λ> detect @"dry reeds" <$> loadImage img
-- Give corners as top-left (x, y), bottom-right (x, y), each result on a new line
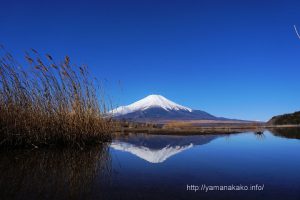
top-left (0, 47), bottom-right (115, 148)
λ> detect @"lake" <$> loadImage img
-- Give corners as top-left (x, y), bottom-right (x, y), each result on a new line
top-left (0, 129), bottom-right (299, 200)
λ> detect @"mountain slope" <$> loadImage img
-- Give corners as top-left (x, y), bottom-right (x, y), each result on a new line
top-left (111, 94), bottom-right (192, 116)
top-left (110, 94), bottom-right (221, 122)
top-left (268, 111), bottom-right (300, 125)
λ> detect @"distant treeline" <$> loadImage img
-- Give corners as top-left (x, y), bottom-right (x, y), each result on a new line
top-left (269, 111), bottom-right (300, 125)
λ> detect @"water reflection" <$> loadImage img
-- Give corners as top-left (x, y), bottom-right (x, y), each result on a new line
top-left (269, 128), bottom-right (300, 139)
top-left (254, 131), bottom-right (266, 140)
top-left (111, 134), bottom-right (221, 163)
top-left (108, 131), bottom-right (300, 200)
top-left (1, 130), bottom-right (300, 200)
top-left (0, 144), bottom-right (111, 200)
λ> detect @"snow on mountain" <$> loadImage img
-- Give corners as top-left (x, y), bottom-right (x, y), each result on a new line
top-left (110, 94), bottom-right (192, 116)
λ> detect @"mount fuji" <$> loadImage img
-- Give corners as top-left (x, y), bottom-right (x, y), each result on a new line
top-left (110, 94), bottom-right (224, 122)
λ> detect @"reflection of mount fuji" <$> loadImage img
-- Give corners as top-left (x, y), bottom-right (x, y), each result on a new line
top-left (111, 134), bottom-right (220, 163)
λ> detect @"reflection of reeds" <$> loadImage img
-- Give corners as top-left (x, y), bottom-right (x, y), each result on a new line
top-left (0, 47), bottom-right (115, 147)
top-left (0, 145), bottom-right (111, 200)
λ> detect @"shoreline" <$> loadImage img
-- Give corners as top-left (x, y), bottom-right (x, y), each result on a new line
top-left (1, 124), bottom-right (299, 149)
top-left (114, 124), bottom-right (300, 135)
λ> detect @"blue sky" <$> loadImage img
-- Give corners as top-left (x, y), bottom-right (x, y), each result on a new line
top-left (1, 0), bottom-right (300, 121)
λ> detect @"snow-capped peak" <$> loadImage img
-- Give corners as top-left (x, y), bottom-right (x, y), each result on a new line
top-left (110, 94), bottom-right (192, 116)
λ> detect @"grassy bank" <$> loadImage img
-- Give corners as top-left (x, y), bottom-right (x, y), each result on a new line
top-left (115, 126), bottom-right (258, 135)
top-left (114, 123), bottom-right (300, 135)
top-left (0, 48), bottom-right (115, 148)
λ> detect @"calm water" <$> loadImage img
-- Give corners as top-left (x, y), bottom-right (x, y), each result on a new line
top-left (0, 129), bottom-right (300, 200)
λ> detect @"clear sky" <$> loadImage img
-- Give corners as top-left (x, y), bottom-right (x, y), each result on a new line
top-left (1, 0), bottom-right (300, 121)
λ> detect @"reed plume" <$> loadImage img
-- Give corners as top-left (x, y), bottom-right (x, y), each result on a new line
top-left (0, 47), bottom-right (115, 148)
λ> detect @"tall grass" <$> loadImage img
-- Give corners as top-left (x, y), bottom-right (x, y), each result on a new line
top-left (0, 47), bottom-right (115, 148)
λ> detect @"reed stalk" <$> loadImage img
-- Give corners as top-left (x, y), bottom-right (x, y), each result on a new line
top-left (0, 47), bottom-right (115, 148)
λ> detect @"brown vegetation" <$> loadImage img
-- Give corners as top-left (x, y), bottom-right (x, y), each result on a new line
top-left (0, 47), bottom-right (116, 148)
top-left (115, 120), bottom-right (269, 135)
top-left (162, 120), bottom-right (260, 128)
